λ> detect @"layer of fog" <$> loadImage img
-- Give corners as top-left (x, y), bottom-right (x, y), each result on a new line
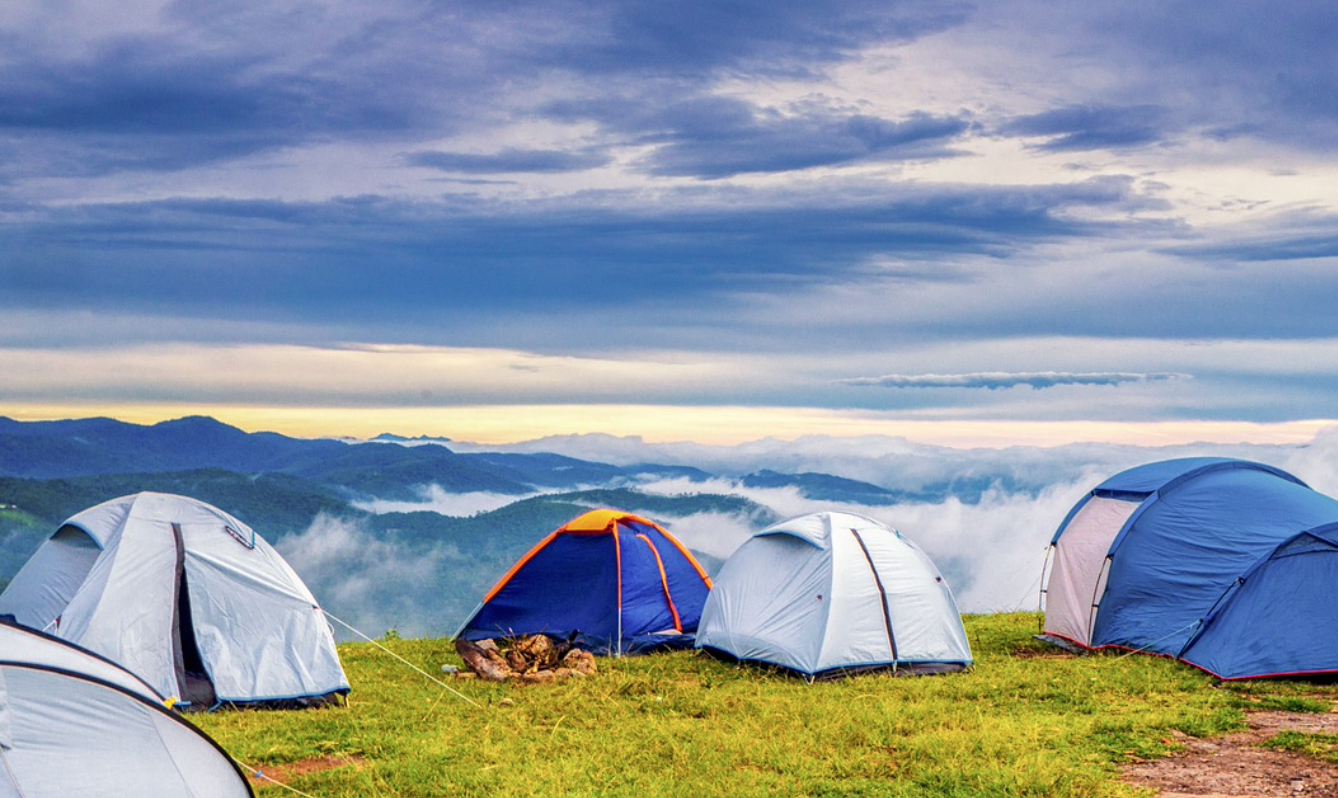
top-left (275, 513), bottom-right (468, 639)
top-left (632, 475), bottom-right (1095, 613)
top-left (351, 485), bottom-right (530, 517)
top-left (451, 431), bottom-right (1334, 497)
top-left (290, 426), bottom-right (1338, 636)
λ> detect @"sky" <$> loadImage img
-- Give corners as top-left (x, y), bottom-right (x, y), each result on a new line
top-left (3, 0), bottom-right (1337, 446)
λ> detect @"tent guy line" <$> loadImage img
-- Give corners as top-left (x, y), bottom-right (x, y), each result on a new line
top-left (234, 761), bottom-right (320, 798)
top-left (322, 610), bottom-right (483, 709)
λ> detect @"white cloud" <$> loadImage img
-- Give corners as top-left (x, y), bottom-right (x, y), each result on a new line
top-left (655, 511), bottom-right (757, 562)
top-left (289, 426), bottom-right (1338, 633)
top-left (275, 513), bottom-right (463, 639)
top-left (881, 480), bottom-right (1093, 613)
top-left (472, 430), bottom-right (1338, 614)
top-left (837, 371), bottom-right (1190, 390)
top-left (1276, 426), bottom-right (1338, 499)
top-left (351, 485), bottom-right (529, 517)
top-left (633, 472), bottom-right (1091, 612)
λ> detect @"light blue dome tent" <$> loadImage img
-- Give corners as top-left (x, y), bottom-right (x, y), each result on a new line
top-left (0, 620), bottom-right (253, 797)
top-left (1041, 457), bottom-right (1338, 679)
top-left (0, 492), bottom-right (349, 708)
top-left (695, 512), bottom-right (971, 680)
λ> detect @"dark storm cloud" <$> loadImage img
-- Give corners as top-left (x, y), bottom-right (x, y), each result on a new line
top-left (1001, 105), bottom-right (1172, 152)
top-left (0, 176), bottom-right (1147, 336)
top-left (0, 0), bottom-right (971, 179)
top-left (0, 48), bottom-right (326, 174)
top-left (616, 98), bottom-right (972, 178)
top-left (1166, 226), bottom-right (1338, 264)
top-left (406, 148), bottom-right (613, 174)
top-left (537, 0), bottom-right (971, 76)
top-left (3, 0), bottom-right (1333, 186)
top-left (1030, 0), bottom-right (1338, 150)
top-left (3, 0), bottom-right (1337, 397)
top-left (837, 372), bottom-right (1190, 390)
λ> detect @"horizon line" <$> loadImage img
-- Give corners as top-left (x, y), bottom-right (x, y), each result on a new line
top-left (3, 403), bottom-right (1334, 450)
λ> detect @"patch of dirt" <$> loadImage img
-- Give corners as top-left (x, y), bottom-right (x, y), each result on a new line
top-left (1009, 646), bottom-right (1074, 659)
top-left (1124, 711), bottom-right (1338, 797)
top-left (248, 754), bottom-right (365, 788)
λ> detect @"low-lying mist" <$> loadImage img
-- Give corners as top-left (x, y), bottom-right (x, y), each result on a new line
top-left (281, 427), bottom-right (1338, 639)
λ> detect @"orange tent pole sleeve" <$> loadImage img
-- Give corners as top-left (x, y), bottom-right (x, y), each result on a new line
top-left (642, 521), bottom-right (714, 589)
top-left (613, 521), bottom-right (623, 613)
top-left (637, 534), bottom-right (683, 632)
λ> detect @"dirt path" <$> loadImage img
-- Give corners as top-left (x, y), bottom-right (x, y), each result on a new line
top-left (1124, 711), bottom-right (1338, 797)
top-left (249, 755), bottom-right (365, 790)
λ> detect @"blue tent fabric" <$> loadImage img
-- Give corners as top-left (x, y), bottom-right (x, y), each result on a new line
top-left (1092, 466), bottom-right (1338, 657)
top-left (1094, 457), bottom-right (1303, 497)
top-left (1045, 457), bottom-right (1338, 679)
top-left (457, 510), bottom-right (712, 655)
top-left (464, 533), bottom-right (623, 645)
top-left (1180, 524), bottom-right (1338, 679)
top-left (1048, 457), bottom-right (1307, 545)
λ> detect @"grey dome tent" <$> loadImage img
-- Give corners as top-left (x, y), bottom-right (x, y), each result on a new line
top-left (695, 511), bottom-right (972, 679)
top-left (0, 492), bottom-right (349, 709)
top-left (0, 620), bottom-right (253, 797)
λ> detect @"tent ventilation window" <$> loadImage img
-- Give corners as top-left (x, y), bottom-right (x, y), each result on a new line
top-left (223, 524), bottom-right (255, 549)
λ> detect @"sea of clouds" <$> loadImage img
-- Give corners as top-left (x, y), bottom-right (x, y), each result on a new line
top-left (279, 426), bottom-right (1338, 638)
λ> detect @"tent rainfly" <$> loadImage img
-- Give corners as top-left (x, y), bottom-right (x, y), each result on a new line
top-left (0, 492), bottom-right (349, 708)
top-left (695, 511), bottom-right (972, 679)
top-left (1042, 457), bottom-right (1338, 679)
top-left (0, 620), bottom-right (254, 797)
top-left (456, 509), bottom-right (714, 654)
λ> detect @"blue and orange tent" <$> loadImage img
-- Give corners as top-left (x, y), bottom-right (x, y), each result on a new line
top-left (455, 509), bottom-right (714, 655)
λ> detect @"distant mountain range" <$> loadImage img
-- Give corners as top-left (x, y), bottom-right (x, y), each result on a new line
top-left (0, 415), bottom-right (913, 504)
top-left (0, 415), bottom-right (922, 635)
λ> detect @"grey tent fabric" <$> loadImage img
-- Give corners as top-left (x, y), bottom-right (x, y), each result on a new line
top-left (0, 621), bottom-right (163, 703)
top-left (0, 625), bottom-right (253, 797)
top-left (0, 492), bottom-right (348, 708)
top-left (696, 511), bottom-right (972, 678)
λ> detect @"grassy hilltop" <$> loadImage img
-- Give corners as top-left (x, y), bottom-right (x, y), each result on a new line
top-left (192, 613), bottom-right (1333, 798)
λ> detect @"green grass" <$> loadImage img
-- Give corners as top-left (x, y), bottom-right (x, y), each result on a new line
top-left (191, 613), bottom-right (1311, 797)
top-left (1263, 731), bottom-right (1338, 762)
top-left (1216, 677), bottom-right (1336, 714)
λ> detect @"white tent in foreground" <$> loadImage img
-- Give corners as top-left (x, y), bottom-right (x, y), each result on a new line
top-left (0, 621), bottom-right (253, 797)
top-left (0, 492), bottom-right (348, 708)
top-left (695, 511), bottom-right (972, 679)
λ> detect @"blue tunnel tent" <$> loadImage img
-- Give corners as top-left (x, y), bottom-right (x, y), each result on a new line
top-left (456, 509), bottom-right (714, 654)
top-left (1179, 523), bottom-right (1338, 679)
top-left (1042, 457), bottom-right (1338, 679)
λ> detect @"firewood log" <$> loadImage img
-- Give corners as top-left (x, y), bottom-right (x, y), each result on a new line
top-left (455, 638), bottom-right (515, 682)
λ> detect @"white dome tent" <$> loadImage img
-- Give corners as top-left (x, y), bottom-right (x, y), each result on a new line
top-left (0, 492), bottom-right (348, 709)
top-left (695, 511), bottom-right (971, 679)
top-left (0, 620), bottom-right (253, 797)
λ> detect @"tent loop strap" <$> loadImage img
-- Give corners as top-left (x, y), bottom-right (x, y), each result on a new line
top-left (322, 610), bottom-right (482, 709)
top-left (233, 758), bottom-right (321, 798)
